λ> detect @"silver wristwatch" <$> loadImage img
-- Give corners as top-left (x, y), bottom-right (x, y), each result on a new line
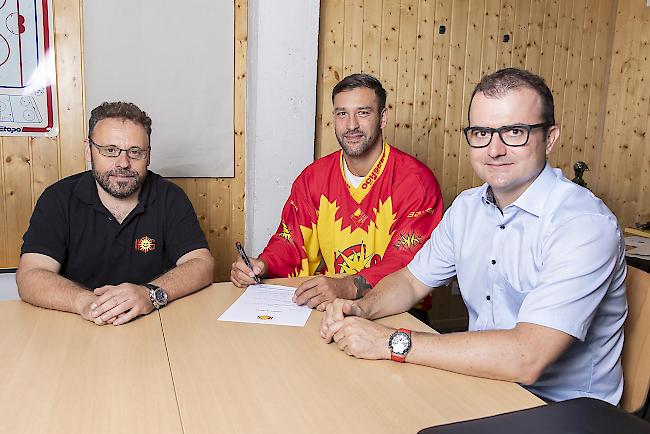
top-left (144, 283), bottom-right (168, 309)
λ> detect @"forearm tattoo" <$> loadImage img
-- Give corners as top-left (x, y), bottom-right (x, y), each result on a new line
top-left (353, 275), bottom-right (373, 299)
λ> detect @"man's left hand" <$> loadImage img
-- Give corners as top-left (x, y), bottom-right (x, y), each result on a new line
top-left (325, 316), bottom-right (393, 360)
top-left (293, 276), bottom-right (356, 311)
top-left (90, 283), bottom-right (154, 326)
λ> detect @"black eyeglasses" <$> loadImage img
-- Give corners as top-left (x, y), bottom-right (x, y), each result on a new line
top-left (89, 139), bottom-right (149, 160)
top-left (463, 122), bottom-right (553, 148)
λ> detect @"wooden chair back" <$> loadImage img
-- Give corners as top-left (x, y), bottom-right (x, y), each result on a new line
top-left (621, 266), bottom-right (650, 413)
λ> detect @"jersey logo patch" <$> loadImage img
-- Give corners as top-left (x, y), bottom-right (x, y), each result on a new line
top-left (134, 236), bottom-right (156, 253)
top-left (393, 232), bottom-right (422, 250)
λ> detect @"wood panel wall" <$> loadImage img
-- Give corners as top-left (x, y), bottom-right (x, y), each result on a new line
top-left (597, 0), bottom-right (650, 228)
top-left (316, 0), bottom-right (622, 214)
top-left (0, 0), bottom-right (247, 283)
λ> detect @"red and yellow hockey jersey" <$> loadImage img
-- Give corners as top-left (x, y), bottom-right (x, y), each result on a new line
top-left (260, 143), bottom-right (443, 304)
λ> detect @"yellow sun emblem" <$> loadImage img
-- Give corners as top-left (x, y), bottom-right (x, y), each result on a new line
top-left (394, 232), bottom-right (422, 250)
top-left (134, 236), bottom-right (156, 253)
top-left (278, 221), bottom-right (292, 242)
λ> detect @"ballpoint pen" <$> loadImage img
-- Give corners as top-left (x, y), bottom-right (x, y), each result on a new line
top-left (235, 241), bottom-right (261, 284)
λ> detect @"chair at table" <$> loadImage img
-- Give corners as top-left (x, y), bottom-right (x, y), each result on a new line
top-left (621, 265), bottom-right (650, 416)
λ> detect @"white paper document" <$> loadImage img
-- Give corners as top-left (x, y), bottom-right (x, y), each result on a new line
top-left (218, 284), bottom-right (312, 327)
top-left (625, 236), bottom-right (650, 259)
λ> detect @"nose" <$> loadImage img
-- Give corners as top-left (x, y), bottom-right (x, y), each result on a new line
top-left (114, 150), bottom-right (131, 168)
top-left (346, 114), bottom-right (359, 130)
top-left (486, 132), bottom-right (507, 158)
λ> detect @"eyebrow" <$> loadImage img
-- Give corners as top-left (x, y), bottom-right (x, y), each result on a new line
top-left (334, 106), bottom-right (375, 111)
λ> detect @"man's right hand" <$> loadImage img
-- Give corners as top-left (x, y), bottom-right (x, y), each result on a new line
top-left (320, 298), bottom-right (366, 342)
top-left (230, 256), bottom-right (267, 287)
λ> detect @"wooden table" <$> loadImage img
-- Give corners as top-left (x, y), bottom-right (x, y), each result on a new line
top-left (0, 279), bottom-right (543, 433)
top-left (161, 278), bottom-right (544, 434)
top-left (0, 300), bottom-right (182, 434)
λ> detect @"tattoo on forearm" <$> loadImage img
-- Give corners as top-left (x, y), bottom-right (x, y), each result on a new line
top-left (353, 276), bottom-right (373, 299)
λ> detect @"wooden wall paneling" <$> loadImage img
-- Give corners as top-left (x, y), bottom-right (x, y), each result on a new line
top-left (393, 0), bottom-right (418, 155)
top-left (568, 0), bottom-right (599, 172)
top-left (495, 0), bottom-right (515, 69)
top-left (379, 0), bottom-right (401, 148)
top-left (510, 0), bottom-right (531, 69)
top-left (598, 3), bottom-right (635, 219)
top-left (583, 0), bottom-right (615, 188)
top-left (53, 0), bottom-right (87, 178)
top-left (209, 178), bottom-right (232, 280)
top-left (538, 0), bottom-right (560, 86)
top-left (620, 6), bottom-right (650, 226)
top-left (0, 143), bottom-right (6, 265)
top-left (457, 0), bottom-right (485, 194)
top-left (440, 0), bottom-right (469, 208)
top-left (410, 0), bottom-right (436, 163)
top-left (2, 138), bottom-right (33, 265)
top-left (224, 0), bottom-right (248, 281)
top-left (31, 138), bottom-right (60, 204)
top-left (471, 0), bottom-right (500, 187)
top-left (637, 98), bottom-right (650, 225)
top-left (343, 0), bottom-right (364, 77)
top-left (634, 10), bottom-right (650, 226)
top-left (556, 0), bottom-right (586, 177)
top-left (362, 0), bottom-right (383, 76)
top-left (427, 0), bottom-right (452, 184)
top-left (547, 0), bottom-right (574, 168)
top-left (523, 0), bottom-right (545, 74)
top-left (315, 0), bottom-right (344, 158)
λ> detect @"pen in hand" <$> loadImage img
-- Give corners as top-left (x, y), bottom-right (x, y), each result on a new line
top-left (235, 242), bottom-right (261, 284)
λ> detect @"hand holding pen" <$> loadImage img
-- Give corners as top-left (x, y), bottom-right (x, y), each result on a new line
top-left (234, 242), bottom-right (262, 285)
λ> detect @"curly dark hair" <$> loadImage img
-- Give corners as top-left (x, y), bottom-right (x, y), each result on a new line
top-left (88, 101), bottom-right (152, 140)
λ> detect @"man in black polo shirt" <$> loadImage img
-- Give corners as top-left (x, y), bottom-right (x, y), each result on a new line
top-left (17, 101), bottom-right (214, 326)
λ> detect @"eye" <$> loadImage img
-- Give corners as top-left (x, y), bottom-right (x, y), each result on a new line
top-left (105, 146), bottom-right (121, 155)
top-left (335, 111), bottom-right (347, 118)
top-left (471, 128), bottom-right (490, 138)
top-left (504, 126), bottom-right (526, 137)
top-left (128, 148), bottom-right (146, 158)
top-left (357, 110), bottom-right (370, 117)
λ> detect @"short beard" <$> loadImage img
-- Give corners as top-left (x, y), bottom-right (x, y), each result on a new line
top-left (336, 120), bottom-right (383, 158)
top-left (92, 166), bottom-right (144, 199)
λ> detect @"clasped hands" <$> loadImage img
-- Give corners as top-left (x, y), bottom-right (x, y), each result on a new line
top-left (319, 298), bottom-right (393, 360)
top-left (80, 283), bottom-right (154, 326)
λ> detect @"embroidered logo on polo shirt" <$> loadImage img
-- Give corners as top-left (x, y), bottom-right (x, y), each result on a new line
top-left (134, 236), bottom-right (156, 253)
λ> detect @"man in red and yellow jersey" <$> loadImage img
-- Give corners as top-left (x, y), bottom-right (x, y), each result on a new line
top-left (231, 74), bottom-right (442, 322)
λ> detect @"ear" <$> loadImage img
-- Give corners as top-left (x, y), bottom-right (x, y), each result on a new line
top-left (544, 125), bottom-right (560, 155)
top-left (84, 139), bottom-right (92, 164)
top-left (379, 107), bottom-right (388, 129)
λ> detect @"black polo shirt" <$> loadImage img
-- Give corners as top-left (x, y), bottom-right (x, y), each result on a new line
top-left (21, 170), bottom-right (209, 289)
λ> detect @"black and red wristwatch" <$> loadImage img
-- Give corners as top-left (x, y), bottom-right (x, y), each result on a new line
top-left (388, 328), bottom-right (412, 363)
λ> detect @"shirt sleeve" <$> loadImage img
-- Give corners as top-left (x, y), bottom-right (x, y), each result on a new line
top-left (407, 202), bottom-right (458, 288)
top-left (259, 172), bottom-right (321, 278)
top-left (21, 187), bottom-right (68, 264)
top-left (516, 214), bottom-right (625, 340)
top-left (358, 172), bottom-right (444, 286)
top-left (164, 184), bottom-right (209, 264)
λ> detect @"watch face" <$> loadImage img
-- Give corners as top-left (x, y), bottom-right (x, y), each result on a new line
top-left (390, 332), bottom-right (410, 355)
top-left (154, 288), bottom-right (167, 305)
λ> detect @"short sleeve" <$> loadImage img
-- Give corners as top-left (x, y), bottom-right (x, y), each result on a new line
top-left (517, 214), bottom-right (624, 340)
top-left (21, 187), bottom-right (68, 264)
top-left (407, 204), bottom-right (457, 288)
top-left (163, 184), bottom-right (209, 264)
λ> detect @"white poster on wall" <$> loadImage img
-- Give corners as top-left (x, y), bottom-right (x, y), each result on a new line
top-left (83, 0), bottom-right (234, 177)
top-left (0, 0), bottom-right (58, 137)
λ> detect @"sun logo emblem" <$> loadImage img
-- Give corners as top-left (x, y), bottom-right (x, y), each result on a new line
top-left (134, 236), bottom-right (156, 253)
top-left (278, 221), bottom-right (292, 242)
top-left (394, 232), bottom-right (422, 250)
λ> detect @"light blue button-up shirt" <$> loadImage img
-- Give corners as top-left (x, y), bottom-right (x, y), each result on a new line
top-left (408, 163), bottom-right (627, 404)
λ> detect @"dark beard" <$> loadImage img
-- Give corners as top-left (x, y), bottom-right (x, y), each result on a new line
top-left (92, 167), bottom-right (144, 199)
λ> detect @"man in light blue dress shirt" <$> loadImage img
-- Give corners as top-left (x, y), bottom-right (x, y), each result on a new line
top-left (320, 67), bottom-right (627, 405)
